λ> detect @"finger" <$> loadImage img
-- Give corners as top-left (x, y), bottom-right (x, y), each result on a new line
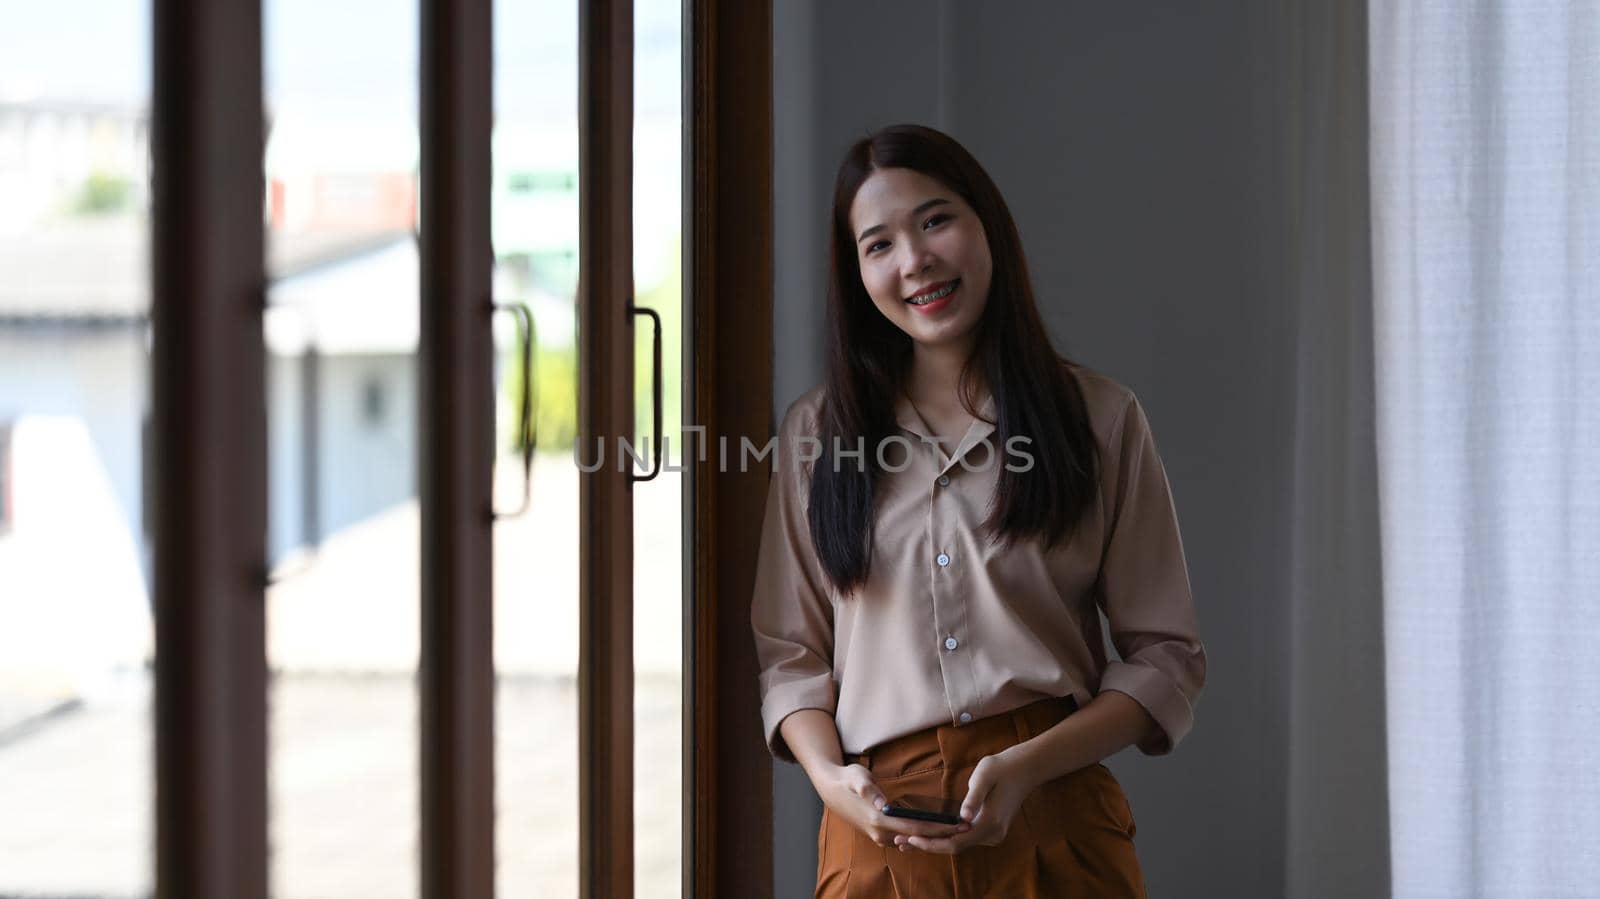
top-left (960, 771), bottom-right (994, 823)
top-left (850, 776), bottom-right (887, 812)
top-left (882, 818), bottom-right (970, 840)
top-left (903, 832), bottom-right (970, 855)
top-left (850, 786), bottom-right (882, 811)
top-left (892, 830), bottom-right (961, 850)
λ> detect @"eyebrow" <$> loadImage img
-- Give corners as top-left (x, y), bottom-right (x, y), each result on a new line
top-left (855, 197), bottom-right (953, 244)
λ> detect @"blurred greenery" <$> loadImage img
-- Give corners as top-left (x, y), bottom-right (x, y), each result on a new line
top-left (505, 235), bottom-right (681, 462)
top-left (633, 243), bottom-right (683, 456)
top-left (71, 172), bottom-right (136, 215)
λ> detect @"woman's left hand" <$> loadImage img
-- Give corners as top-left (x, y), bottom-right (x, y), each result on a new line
top-left (894, 748), bottom-right (1038, 854)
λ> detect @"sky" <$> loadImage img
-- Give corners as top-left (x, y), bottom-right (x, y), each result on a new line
top-left (1, 0), bottom-right (684, 282)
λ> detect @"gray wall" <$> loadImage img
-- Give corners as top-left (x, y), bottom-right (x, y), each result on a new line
top-left (771, 2), bottom-right (1326, 896)
top-left (0, 330), bottom-right (417, 582)
top-left (315, 355), bottom-right (415, 537)
top-left (0, 332), bottom-right (417, 592)
top-left (268, 352), bottom-right (417, 564)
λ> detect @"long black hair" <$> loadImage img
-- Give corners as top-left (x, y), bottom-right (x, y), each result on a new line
top-left (808, 123), bottom-right (1100, 596)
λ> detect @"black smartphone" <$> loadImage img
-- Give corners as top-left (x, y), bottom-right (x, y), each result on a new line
top-left (882, 794), bottom-right (963, 825)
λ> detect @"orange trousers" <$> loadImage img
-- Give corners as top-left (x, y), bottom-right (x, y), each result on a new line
top-left (815, 695), bottom-right (1147, 898)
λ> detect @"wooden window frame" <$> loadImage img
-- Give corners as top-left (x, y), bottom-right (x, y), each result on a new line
top-left (149, 0), bottom-right (776, 894)
top-left (686, 0), bottom-right (775, 896)
top-left (578, 0), bottom-right (637, 897)
top-left (150, 1), bottom-right (269, 896)
top-left (417, 0), bottom-right (496, 896)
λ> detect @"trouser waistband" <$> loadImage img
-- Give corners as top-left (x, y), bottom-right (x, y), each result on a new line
top-left (848, 694), bottom-right (1082, 778)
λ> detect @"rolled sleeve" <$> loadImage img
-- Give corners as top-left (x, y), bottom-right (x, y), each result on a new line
top-left (750, 398), bottom-right (838, 764)
top-left (1095, 392), bottom-right (1207, 756)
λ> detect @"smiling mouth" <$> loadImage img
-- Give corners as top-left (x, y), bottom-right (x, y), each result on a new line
top-left (906, 279), bottom-right (960, 305)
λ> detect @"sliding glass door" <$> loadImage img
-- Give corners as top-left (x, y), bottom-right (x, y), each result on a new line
top-left (0, 0), bottom-right (734, 894)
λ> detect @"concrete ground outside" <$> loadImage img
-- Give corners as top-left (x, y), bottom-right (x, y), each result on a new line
top-left (0, 458), bottom-right (688, 897)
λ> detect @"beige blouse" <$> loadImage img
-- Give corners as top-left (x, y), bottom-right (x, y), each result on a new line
top-left (749, 364), bottom-right (1206, 764)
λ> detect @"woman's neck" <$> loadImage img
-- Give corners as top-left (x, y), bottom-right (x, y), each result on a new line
top-left (906, 340), bottom-right (981, 408)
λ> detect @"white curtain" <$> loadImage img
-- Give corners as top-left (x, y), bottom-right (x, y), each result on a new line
top-left (1280, 3), bottom-right (1392, 897)
top-left (1369, 3), bottom-right (1600, 896)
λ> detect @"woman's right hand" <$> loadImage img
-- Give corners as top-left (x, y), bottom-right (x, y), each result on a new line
top-left (815, 763), bottom-right (971, 849)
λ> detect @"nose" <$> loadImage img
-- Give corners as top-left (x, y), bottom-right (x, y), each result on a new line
top-left (899, 235), bottom-right (936, 281)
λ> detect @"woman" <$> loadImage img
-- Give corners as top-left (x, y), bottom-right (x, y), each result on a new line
top-left (750, 123), bottom-right (1206, 898)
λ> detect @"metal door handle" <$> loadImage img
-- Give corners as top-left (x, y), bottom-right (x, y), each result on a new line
top-left (628, 300), bottom-right (662, 483)
top-left (493, 300), bottom-right (537, 518)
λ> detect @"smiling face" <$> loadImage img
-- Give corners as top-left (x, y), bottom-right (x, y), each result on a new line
top-left (848, 166), bottom-right (994, 355)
